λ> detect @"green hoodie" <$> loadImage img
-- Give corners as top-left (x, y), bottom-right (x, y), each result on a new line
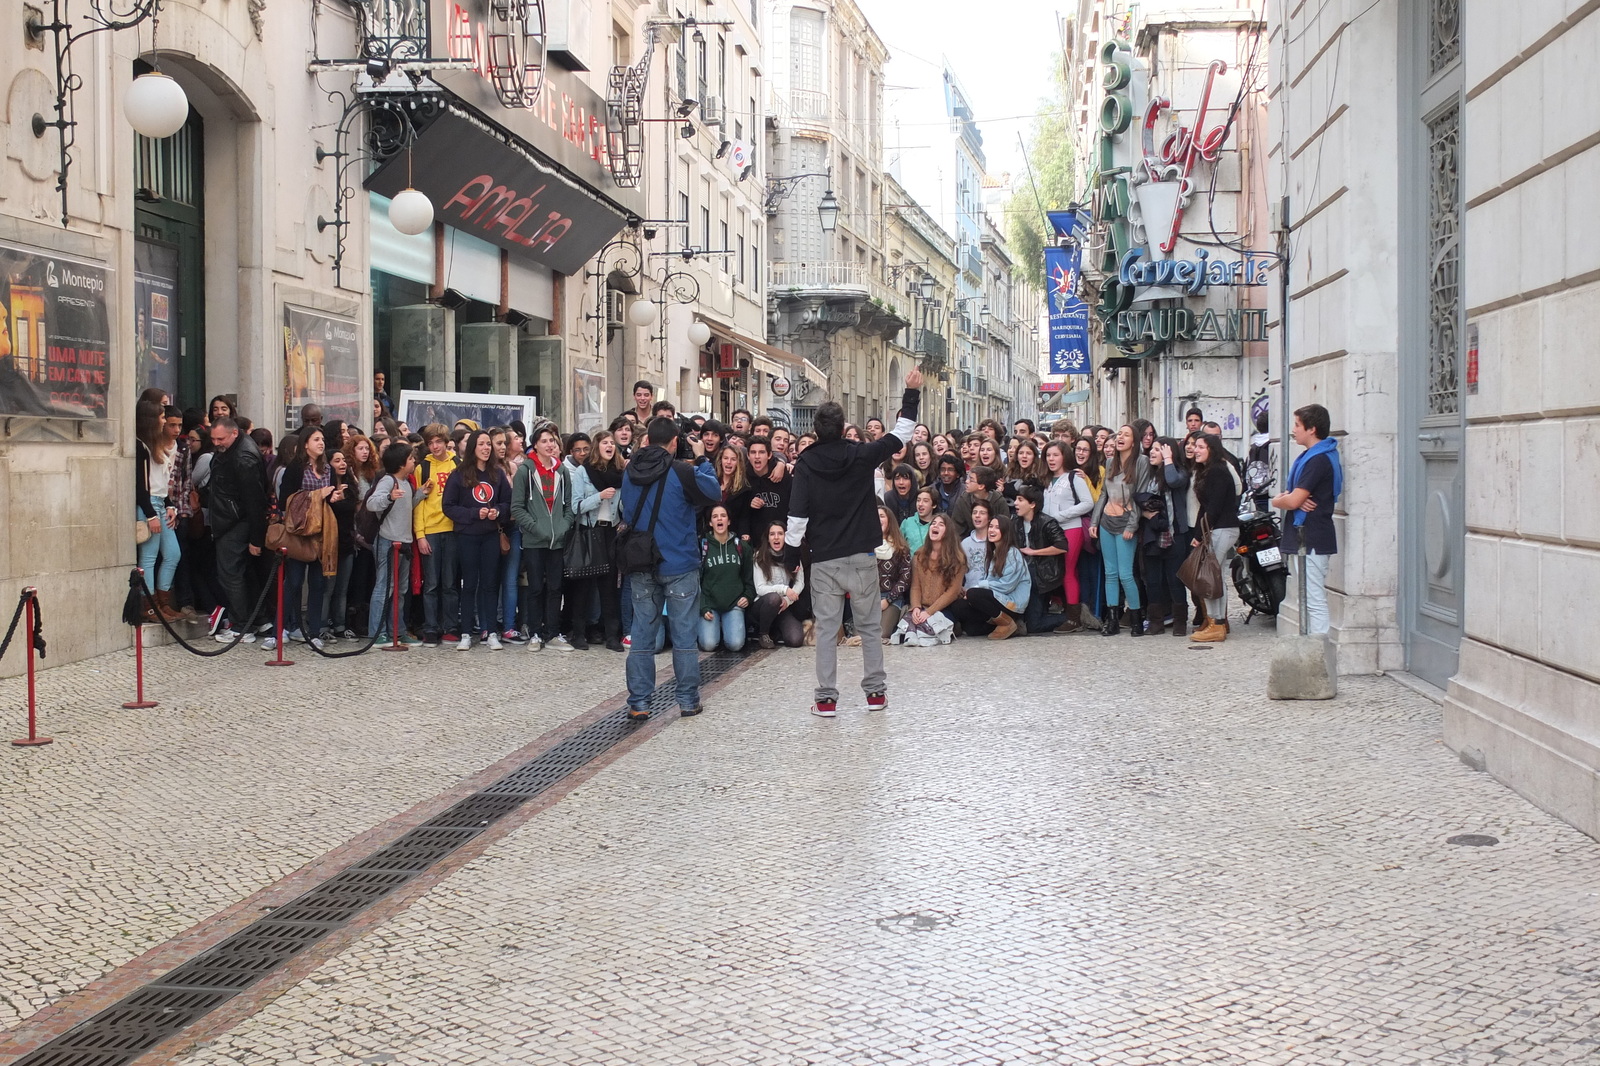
top-left (700, 534), bottom-right (755, 613)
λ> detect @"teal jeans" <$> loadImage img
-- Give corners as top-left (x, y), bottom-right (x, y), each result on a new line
top-left (1099, 528), bottom-right (1141, 609)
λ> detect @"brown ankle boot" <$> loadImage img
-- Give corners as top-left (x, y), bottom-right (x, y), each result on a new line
top-left (153, 590), bottom-right (184, 623)
top-left (1147, 603), bottom-right (1167, 636)
top-left (1170, 605), bottom-right (1188, 637)
top-left (988, 613), bottom-right (1018, 640)
top-left (1058, 605), bottom-right (1082, 633)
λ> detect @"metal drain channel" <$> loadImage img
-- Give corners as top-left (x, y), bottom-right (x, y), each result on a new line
top-left (15, 652), bottom-right (747, 1066)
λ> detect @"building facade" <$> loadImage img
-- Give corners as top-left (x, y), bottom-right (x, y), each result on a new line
top-left (763, 0), bottom-right (905, 430)
top-left (882, 174), bottom-right (957, 433)
top-left (1062, 0), bottom-right (1269, 455)
top-left (1272, 1), bottom-right (1600, 839)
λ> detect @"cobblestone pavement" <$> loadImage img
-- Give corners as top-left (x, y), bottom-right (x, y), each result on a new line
top-left (82, 618), bottom-right (1594, 1066)
top-left (0, 633), bottom-right (627, 1031)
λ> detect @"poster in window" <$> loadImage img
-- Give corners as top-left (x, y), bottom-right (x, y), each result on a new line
top-left (572, 366), bottom-right (604, 435)
top-left (283, 305), bottom-right (361, 429)
top-left (134, 239), bottom-right (180, 403)
top-left (0, 239), bottom-right (111, 417)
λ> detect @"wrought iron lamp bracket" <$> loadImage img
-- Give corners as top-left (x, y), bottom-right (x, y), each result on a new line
top-left (26, 0), bottom-right (166, 227)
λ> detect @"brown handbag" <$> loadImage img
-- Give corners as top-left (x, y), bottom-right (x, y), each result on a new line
top-left (265, 520), bottom-right (321, 563)
top-left (1177, 516), bottom-right (1223, 602)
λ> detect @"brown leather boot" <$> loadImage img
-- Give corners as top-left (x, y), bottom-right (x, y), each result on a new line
top-left (1058, 604), bottom-right (1082, 633)
top-left (988, 613), bottom-right (1018, 640)
top-left (1147, 603), bottom-right (1167, 636)
top-left (140, 596), bottom-right (160, 624)
top-left (153, 590), bottom-right (184, 623)
top-left (1170, 604), bottom-right (1188, 637)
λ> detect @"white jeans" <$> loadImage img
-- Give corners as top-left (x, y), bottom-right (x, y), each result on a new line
top-left (1206, 527), bottom-right (1239, 620)
top-left (1300, 552), bottom-right (1331, 635)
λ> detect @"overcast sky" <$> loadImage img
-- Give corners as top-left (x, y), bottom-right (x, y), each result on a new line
top-left (853, 0), bottom-right (1064, 235)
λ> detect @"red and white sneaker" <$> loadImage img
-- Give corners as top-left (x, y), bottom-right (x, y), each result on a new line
top-left (206, 606), bottom-right (225, 636)
top-left (812, 699), bottom-right (837, 718)
top-left (866, 692), bottom-right (887, 712)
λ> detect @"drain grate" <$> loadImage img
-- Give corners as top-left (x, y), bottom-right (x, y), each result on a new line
top-left (14, 652), bottom-right (748, 1066)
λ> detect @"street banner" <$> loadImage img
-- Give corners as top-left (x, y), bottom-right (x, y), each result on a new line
top-left (1045, 245), bottom-right (1091, 375)
top-left (134, 239), bottom-right (180, 403)
top-left (0, 239), bottom-right (111, 417)
top-left (1046, 209), bottom-right (1090, 241)
top-left (283, 305), bottom-right (361, 429)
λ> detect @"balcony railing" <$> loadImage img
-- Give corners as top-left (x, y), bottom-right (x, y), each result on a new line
top-left (911, 328), bottom-right (948, 364)
top-left (964, 246), bottom-right (983, 278)
top-left (789, 89), bottom-right (831, 122)
top-left (768, 261), bottom-right (868, 290)
top-left (976, 377), bottom-right (989, 396)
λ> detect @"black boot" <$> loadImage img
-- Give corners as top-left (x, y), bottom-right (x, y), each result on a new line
top-left (1100, 605), bottom-right (1122, 636)
top-left (1127, 607), bottom-right (1145, 637)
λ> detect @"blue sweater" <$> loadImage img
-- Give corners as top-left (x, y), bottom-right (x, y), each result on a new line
top-left (618, 446), bottom-right (722, 577)
top-left (975, 547), bottom-right (1032, 613)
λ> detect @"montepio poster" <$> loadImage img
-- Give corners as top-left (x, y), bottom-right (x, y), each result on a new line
top-left (0, 240), bottom-right (112, 418)
top-left (283, 305), bottom-right (361, 430)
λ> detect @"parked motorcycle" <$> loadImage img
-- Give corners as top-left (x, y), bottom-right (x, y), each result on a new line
top-left (1232, 462), bottom-right (1288, 619)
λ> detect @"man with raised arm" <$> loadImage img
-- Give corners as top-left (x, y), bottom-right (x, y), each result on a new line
top-left (785, 367), bottom-right (923, 718)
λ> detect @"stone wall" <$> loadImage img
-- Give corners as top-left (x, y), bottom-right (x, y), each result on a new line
top-left (1268, 0), bottom-right (1404, 674)
top-left (1443, 3), bottom-right (1600, 839)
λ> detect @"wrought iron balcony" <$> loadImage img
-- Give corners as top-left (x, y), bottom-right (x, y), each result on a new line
top-left (911, 328), bottom-right (948, 365)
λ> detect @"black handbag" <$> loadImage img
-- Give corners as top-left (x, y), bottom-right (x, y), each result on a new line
top-left (617, 477), bottom-right (667, 575)
top-left (563, 522), bottom-right (611, 578)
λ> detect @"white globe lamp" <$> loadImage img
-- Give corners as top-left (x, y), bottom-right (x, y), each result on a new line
top-left (627, 299), bottom-right (659, 327)
top-left (124, 72), bottom-right (189, 139)
top-left (388, 188), bottom-right (435, 236)
top-left (687, 320), bottom-right (712, 346)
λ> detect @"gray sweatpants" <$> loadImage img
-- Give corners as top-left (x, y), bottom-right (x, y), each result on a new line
top-left (810, 552), bottom-right (886, 703)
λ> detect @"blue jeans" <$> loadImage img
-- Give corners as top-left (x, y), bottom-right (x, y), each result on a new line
top-left (698, 607), bottom-right (746, 651)
top-left (322, 551), bottom-right (354, 633)
top-left (283, 559), bottom-right (327, 637)
top-left (368, 536), bottom-right (411, 640)
top-left (137, 493), bottom-right (180, 591)
top-left (418, 530), bottom-right (459, 638)
top-left (1100, 528), bottom-right (1141, 608)
top-left (619, 573), bottom-right (634, 636)
top-left (499, 527), bottom-right (523, 633)
top-left (627, 569), bottom-right (702, 712)
top-left (456, 530), bottom-right (501, 636)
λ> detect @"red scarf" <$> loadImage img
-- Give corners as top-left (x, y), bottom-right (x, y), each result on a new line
top-left (532, 454), bottom-right (557, 511)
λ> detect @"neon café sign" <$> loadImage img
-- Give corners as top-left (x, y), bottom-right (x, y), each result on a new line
top-left (1119, 248), bottom-right (1274, 294)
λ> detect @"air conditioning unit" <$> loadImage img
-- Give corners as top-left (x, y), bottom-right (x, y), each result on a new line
top-left (606, 291), bottom-right (626, 327)
top-left (700, 95), bottom-right (725, 126)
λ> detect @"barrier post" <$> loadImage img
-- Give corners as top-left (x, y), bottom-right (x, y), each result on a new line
top-left (122, 574), bottom-right (159, 708)
top-left (12, 590), bottom-right (52, 747)
top-left (381, 540), bottom-right (408, 652)
top-left (265, 550), bottom-right (295, 667)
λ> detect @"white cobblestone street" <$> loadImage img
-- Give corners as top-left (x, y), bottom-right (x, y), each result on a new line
top-left (3, 620), bottom-right (1599, 1064)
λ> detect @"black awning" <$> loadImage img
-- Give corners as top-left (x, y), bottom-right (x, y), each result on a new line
top-left (366, 109), bottom-right (627, 276)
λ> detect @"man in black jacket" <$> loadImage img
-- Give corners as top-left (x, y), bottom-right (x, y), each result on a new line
top-left (785, 367), bottom-right (923, 717)
top-left (207, 417), bottom-right (268, 642)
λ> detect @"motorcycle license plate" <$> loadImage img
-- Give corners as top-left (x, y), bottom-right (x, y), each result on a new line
top-left (1256, 546), bottom-right (1282, 566)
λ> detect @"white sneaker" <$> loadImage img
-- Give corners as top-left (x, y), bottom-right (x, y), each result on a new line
top-left (548, 635), bottom-right (574, 652)
top-left (214, 628), bottom-right (255, 644)
top-left (262, 636), bottom-right (278, 651)
top-left (527, 635), bottom-right (544, 651)
top-left (458, 633), bottom-right (473, 651)
top-left (310, 637), bottom-right (326, 651)
top-left (486, 632), bottom-right (503, 650)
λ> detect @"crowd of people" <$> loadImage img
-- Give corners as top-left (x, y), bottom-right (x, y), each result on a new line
top-left (133, 375), bottom-right (1335, 669)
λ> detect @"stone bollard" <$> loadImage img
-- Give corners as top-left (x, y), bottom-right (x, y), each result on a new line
top-left (1268, 548), bottom-right (1337, 700)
